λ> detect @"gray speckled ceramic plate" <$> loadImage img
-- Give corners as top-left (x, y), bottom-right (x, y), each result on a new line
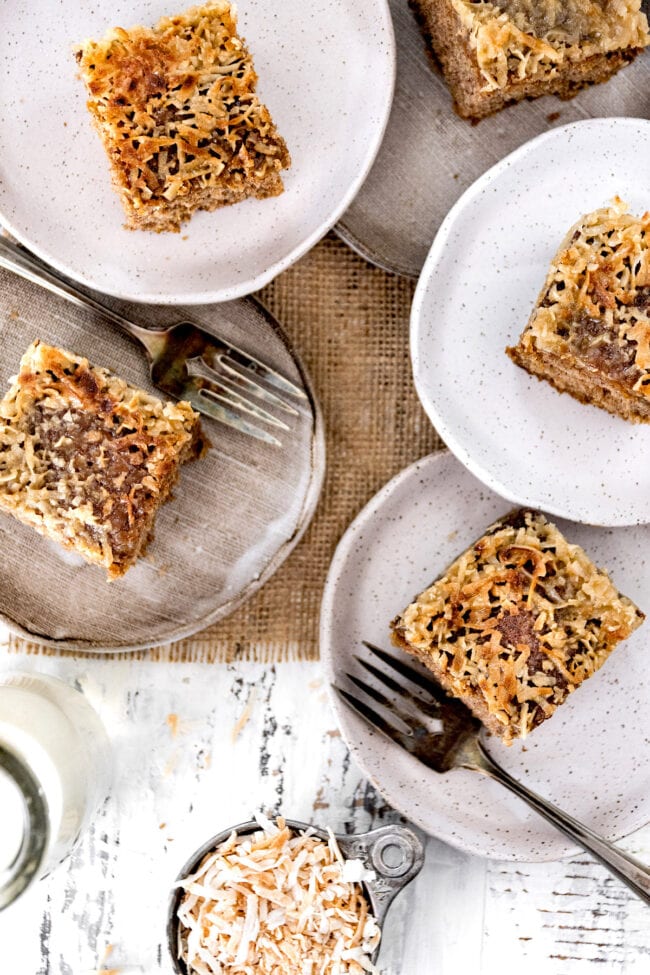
top-left (335, 0), bottom-right (650, 278)
top-left (321, 451), bottom-right (650, 861)
top-left (0, 0), bottom-right (394, 304)
top-left (411, 117), bottom-right (650, 528)
top-left (0, 268), bottom-right (324, 652)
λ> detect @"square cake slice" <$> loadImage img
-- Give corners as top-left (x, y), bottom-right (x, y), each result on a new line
top-left (75, 2), bottom-right (290, 232)
top-left (411, 0), bottom-right (649, 120)
top-left (391, 509), bottom-right (644, 743)
top-left (507, 200), bottom-right (650, 423)
top-left (0, 342), bottom-right (203, 579)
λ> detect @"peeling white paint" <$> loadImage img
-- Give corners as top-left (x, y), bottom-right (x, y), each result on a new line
top-left (1, 629), bottom-right (649, 974)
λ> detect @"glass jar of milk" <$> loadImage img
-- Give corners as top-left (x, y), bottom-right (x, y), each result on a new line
top-left (0, 672), bottom-right (111, 909)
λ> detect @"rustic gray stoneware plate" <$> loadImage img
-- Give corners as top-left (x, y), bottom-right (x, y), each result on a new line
top-left (0, 0), bottom-right (395, 304)
top-left (0, 269), bottom-right (324, 651)
top-left (335, 0), bottom-right (650, 277)
top-left (321, 451), bottom-right (650, 861)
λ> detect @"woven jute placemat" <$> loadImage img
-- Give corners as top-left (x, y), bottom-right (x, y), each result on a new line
top-left (10, 233), bottom-right (443, 662)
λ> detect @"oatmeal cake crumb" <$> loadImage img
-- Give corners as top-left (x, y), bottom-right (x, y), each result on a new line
top-left (391, 509), bottom-right (644, 743)
top-left (0, 341), bottom-right (203, 578)
top-left (76, 2), bottom-right (290, 231)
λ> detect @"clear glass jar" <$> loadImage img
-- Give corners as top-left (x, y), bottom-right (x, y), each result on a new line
top-left (0, 672), bottom-right (112, 910)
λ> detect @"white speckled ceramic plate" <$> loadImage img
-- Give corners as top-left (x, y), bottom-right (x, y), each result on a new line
top-left (411, 118), bottom-right (650, 527)
top-left (0, 0), bottom-right (394, 305)
top-left (0, 267), bottom-right (324, 652)
top-left (321, 451), bottom-right (650, 861)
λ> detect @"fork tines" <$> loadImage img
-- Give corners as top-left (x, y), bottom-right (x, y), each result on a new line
top-left (333, 642), bottom-right (449, 751)
top-left (195, 354), bottom-right (301, 417)
top-left (217, 345), bottom-right (307, 402)
top-left (181, 381), bottom-right (284, 447)
top-left (185, 327), bottom-right (308, 445)
top-left (352, 655), bottom-right (440, 722)
top-left (184, 352), bottom-right (305, 445)
top-left (362, 641), bottom-right (448, 700)
top-left (333, 684), bottom-right (419, 753)
top-left (188, 359), bottom-right (292, 429)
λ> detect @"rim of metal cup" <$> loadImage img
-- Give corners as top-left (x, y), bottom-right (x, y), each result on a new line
top-left (0, 744), bottom-right (49, 911)
top-left (166, 817), bottom-right (425, 974)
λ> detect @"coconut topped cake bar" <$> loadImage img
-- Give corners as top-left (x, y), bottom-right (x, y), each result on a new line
top-left (75, 2), bottom-right (290, 232)
top-left (391, 509), bottom-right (644, 743)
top-left (0, 342), bottom-right (203, 579)
top-left (507, 200), bottom-right (650, 423)
top-left (412, 0), bottom-right (649, 119)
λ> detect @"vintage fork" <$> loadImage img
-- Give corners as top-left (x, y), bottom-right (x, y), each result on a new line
top-left (0, 236), bottom-right (306, 446)
top-left (334, 641), bottom-right (650, 906)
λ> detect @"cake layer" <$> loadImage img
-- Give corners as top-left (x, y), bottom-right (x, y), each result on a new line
top-left (0, 342), bottom-right (203, 578)
top-left (76, 2), bottom-right (290, 231)
top-left (391, 509), bottom-right (644, 743)
top-left (412, 0), bottom-right (649, 119)
top-left (507, 200), bottom-right (650, 423)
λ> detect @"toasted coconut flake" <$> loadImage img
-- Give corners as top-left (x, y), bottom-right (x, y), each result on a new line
top-left (452, 0), bottom-right (649, 91)
top-left (75, 2), bottom-right (291, 232)
top-left (0, 341), bottom-right (202, 578)
top-left (392, 508), bottom-right (644, 743)
top-left (509, 200), bottom-right (650, 397)
top-left (176, 820), bottom-right (381, 974)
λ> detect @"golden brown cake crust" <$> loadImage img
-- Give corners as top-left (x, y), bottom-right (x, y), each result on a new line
top-left (391, 509), bottom-right (644, 743)
top-left (411, 0), bottom-right (649, 119)
top-left (0, 342), bottom-right (203, 578)
top-left (76, 2), bottom-right (290, 231)
top-left (507, 200), bottom-right (650, 423)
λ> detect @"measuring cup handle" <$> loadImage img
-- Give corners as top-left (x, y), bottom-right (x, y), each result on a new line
top-left (336, 823), bottom-right (425, 927)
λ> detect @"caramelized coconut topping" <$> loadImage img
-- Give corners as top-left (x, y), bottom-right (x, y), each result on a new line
top-left (76, 2), bottom-right (290, 231)
top-left (452, 0), bottom-right (649, 90)
top-left (392, 509), bottom-right (644, 742)
top-left (512, 199), bottom-right (650, 394)
top-left (0, 342), bottom-right (202, 578)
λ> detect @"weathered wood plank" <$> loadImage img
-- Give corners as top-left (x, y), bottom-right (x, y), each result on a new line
top-left (1, 637), bottom-right (649, 974)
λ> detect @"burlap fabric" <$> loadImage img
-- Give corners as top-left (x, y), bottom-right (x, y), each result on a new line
top-left (10, 233), bottom-right (443, 662)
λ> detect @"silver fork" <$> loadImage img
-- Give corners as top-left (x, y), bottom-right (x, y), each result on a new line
top-left (0, 236), bottom-right (306, 446)
top-left (334, 640), bottom-right (650, 906)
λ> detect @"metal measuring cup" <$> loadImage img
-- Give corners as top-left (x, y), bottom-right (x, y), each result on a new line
top-left (166, 818), bottom-right (425, 973)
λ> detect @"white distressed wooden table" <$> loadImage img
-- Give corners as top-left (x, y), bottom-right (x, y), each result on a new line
top-left (1, 626), bottom-right (650, 975)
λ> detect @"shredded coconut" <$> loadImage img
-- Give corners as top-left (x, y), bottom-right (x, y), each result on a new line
top-left (75, 2), bottom-right (290, 232)
top-left (0, 341), bottom-right (201, 578)
top-left (513, 199), bottom-right (650, 393)
top-left (175, 818), bottom-right (381, 974)
top-left (392, 509), bottom-right (644, 743)
top-left (452, 0), bottom-right (649, 90)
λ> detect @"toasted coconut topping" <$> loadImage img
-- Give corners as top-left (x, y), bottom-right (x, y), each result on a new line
top-left (76, 2), bottom-right (290, 230)
top-left (175, 816), bottom-right (381, 975)
top-left (0, 341), bottom-right (201, 578)
top-left (452, 0), bottom-right (649, 90)
top-left (392, 510), bottom-right (644, 743)
top-left (512, 199), bottom-right (650, 394)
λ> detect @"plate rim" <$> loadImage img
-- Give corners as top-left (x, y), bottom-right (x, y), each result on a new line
top-left (1, 296), bottom-right (326, 653)
top-left (334, 220), bottom-right (417, 280)
top-left (0, 0), bottom-right (396, 306)
top-left (320, 448), bottom-right (650, 861)
top-left (410, 115), bottom-right (650, 528)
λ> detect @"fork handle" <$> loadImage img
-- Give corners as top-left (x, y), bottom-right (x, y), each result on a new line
top-left (465, 739), bottom-right (650, 905)
top-left (0, 236), bottom-right (164, 359)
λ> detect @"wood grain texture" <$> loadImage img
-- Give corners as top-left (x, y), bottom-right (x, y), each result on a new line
top-left (1, 629), bottom-right (649, 974)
